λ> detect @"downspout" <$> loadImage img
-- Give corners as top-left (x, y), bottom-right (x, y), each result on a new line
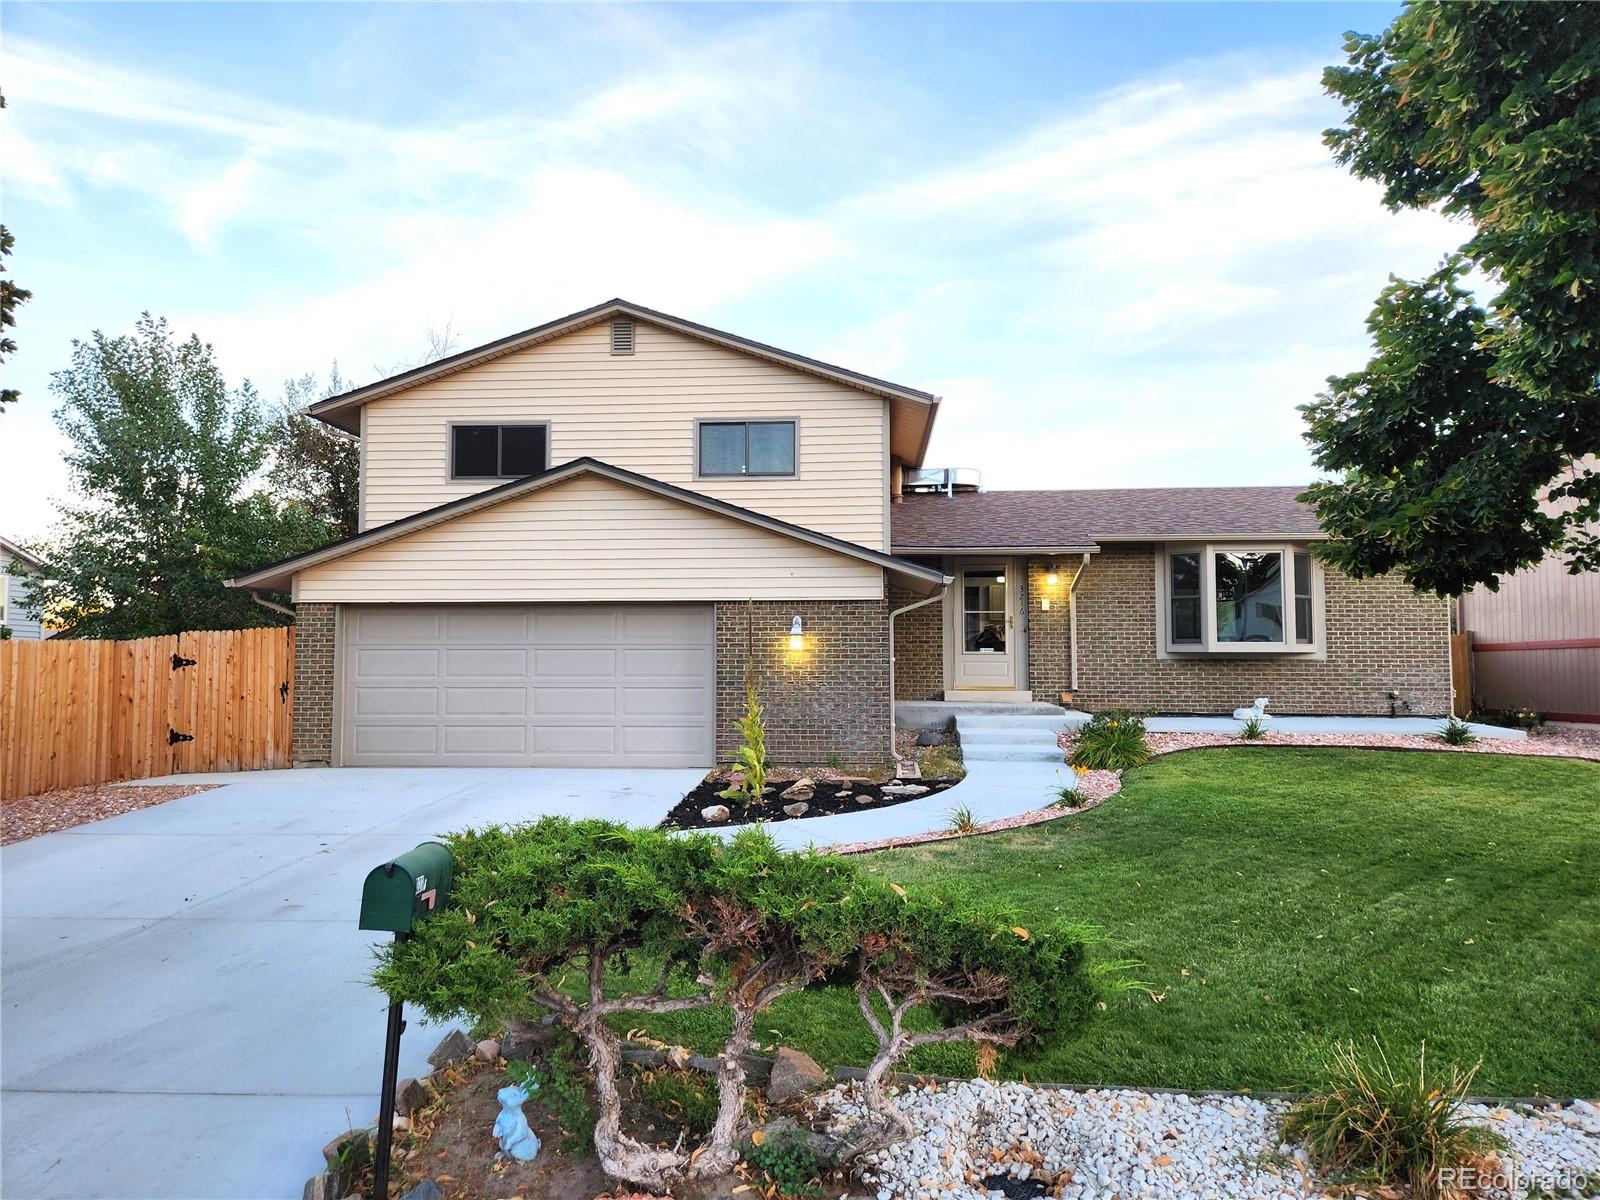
top-left (1067, 552), bottom-right (1091, 694)
top-left (889, 581), bottom-right (951, 761)
top-left (249, 590), bottom-right (296, 619)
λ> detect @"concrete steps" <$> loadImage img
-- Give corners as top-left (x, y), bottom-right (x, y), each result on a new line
top-left (954, 708), bottom-right (1081, 764)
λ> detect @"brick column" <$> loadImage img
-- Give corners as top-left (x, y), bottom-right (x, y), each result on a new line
top-left (293, 603), bottom-right (336, 765)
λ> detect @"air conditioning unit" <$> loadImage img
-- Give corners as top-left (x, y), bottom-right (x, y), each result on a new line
top-left (903, 467), bottom-right (983, 496)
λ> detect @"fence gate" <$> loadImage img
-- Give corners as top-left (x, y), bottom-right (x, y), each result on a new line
top-left (0, 626), bottom-right (294, 801)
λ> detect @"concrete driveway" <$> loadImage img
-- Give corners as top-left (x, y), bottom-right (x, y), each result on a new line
top-left (0, 766), bottom-right (699, 1200)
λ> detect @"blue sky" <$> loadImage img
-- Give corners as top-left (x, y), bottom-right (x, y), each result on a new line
top-left (0, 1), bottom-right (1462, 541)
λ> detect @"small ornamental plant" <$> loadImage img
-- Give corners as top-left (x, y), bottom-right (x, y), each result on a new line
top-left (1285, 1041), bottom-right (1503, 1200)
top-left (1437, 717), bottom-right (1478, 746)
top-left (372, 818), bottom-right (1101, 1191)
top-left (719, 684), bottom-right (768, 804)
top-left (1069, 709), bottom-right (1151, 771)
top-left (1238, 715), bottom-right (1268, 740)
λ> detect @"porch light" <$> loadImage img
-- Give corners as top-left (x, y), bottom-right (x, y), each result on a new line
top-left (788, 615), bottom-right (804, 651)
top-left (1046, 571), bottom-right (1059, 586)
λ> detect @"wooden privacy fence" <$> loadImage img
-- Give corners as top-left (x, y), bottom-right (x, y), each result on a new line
top-left (0, 627), bottom-right (294, 801)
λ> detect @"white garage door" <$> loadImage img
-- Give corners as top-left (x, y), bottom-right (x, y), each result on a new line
top-left (340, 604), bottom-right (715, 768)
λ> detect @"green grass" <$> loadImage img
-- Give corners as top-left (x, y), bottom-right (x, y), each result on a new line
top-left (629, 748), bottom-right (1600, 1096)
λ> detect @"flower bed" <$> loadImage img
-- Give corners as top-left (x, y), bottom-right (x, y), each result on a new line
top-left (659, 772), bottom-right (960, 831)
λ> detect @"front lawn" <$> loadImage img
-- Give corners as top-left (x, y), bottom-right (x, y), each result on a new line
top-left (633, 748), bottom-right (1600, 1097)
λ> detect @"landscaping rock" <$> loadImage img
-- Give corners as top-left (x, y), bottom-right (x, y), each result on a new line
top-left (474, 1038), bottom-right (500, 1062)
top-left (782, 802), bottom-right (810, 818)
top-left (320, 1130), bottom-right (370, 1170)
top-left (700, 804), bottom-right (731, 823)
top-left (302, 1173), bottom-right (341, 1200)
top-left (767, 1046), bottom-right (828, 1104)
top-left (880, 783), bottom-right (930, 797)
top-left (499, 1020), bottom-right (542, 1063)
top-left (397, 1182), bottom-right (443, 1200)
top-left (854, 794), bottom-right (874, 804)
top-left (779, 778), bottom-right (815, 802)
top-left (427, 1028), bottom-right (473, 1070)
top-left (756, 1115), bottom-right (845, 1164)
top-left (916, 728), bottom-right (944, 747)
top-left (395, 1076), bottom-right (429, 1114)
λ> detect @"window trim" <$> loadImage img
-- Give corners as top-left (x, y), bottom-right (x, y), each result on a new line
top-left (693, 418), bottom-right (799, 480)
top-left (446, 421), bottom-right (551, 482)
top-left (1155, 542), bottom-right (1325, 657)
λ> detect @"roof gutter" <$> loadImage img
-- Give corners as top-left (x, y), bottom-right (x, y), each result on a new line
top-left (892, 545), bottom-right (1101, 556)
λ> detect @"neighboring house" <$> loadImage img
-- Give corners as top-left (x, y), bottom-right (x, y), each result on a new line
top-left (230, 299), bottom-right (1452, 770)
top-left (0, 536), bottom-right (46, 641)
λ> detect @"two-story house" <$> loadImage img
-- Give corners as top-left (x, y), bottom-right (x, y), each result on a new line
top-left (231, 299), bottom-right (1453, 770)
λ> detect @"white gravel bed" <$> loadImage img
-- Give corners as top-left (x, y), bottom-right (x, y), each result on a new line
top-left (811, 1079), bottom-right (1600, 1200)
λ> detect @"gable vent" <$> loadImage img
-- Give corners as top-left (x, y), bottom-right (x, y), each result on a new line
top-left (610, 318), bottom-right (636, 356)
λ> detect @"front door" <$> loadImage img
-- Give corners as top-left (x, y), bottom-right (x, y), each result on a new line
top-left (953, 563), bottom-right (1015, 689)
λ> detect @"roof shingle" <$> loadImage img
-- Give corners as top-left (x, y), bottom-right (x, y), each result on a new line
top-left (890, 487), bottom-right (1323, 551)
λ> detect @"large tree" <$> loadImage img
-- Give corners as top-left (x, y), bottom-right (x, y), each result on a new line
top-left (268, 368), bottom-right (360, 541)
top-left (31, 315), bottom-right (325, 637)
top-left (1300, 1), bottom-right (1600, 596)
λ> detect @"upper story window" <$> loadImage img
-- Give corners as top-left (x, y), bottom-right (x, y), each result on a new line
top-left (451, 424), bottom-right (549, 480)
top-left (1159, 543), bottom-right (1322, 654)
top-left (697, 420), bottom-right (796, 478)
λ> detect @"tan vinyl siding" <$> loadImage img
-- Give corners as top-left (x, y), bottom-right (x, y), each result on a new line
top-left (295, 473), bottom-right (886, 604)
top-left (361, 321), bottom-right (889, 548)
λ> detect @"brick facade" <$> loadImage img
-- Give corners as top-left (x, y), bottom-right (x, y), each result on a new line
top-left (1025, 559), bottom-right (1075, 703)
top-left (293, 602), bottom-right (336, 765)
top-left (715, 598), bottom-right (892, 768)
top-left (887, 550), bottom-right (1452, 715)
top-left (890, 581), bottom-right (944, 700)
top-left (1063, 546), bottom-right (1452, 715)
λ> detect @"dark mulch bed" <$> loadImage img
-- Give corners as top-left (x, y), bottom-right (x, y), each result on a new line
top-left (660, 775), bottom-right (961, 832)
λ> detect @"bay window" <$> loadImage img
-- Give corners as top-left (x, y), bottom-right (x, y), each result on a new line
top-left (1159, 544), bottom-right (1323, 654)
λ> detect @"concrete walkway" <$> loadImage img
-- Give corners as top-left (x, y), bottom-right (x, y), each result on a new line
top-left (0, 767), bottom-right (698, 1200)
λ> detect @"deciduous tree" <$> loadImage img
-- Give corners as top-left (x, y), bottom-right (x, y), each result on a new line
top-left (30, 315), bottom-right (324, 637)
top-left (1301, 1), bottom-right (1600, 594)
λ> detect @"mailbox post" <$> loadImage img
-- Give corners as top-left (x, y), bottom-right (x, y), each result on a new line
top-left (360, 842), bottom-right (454, 1200)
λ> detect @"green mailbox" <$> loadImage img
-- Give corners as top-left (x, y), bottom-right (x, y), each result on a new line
top-left (359, 841), bottom-right (454, 933)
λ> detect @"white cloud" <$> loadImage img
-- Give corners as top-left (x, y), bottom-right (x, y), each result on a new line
top-left (177, 156), bottom-right (265, 251)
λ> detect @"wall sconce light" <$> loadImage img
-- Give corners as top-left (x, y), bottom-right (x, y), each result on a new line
top-left (788, 615), bottom-right (804, 651)
top-left (1046, 571), bottom-right (1059, 586)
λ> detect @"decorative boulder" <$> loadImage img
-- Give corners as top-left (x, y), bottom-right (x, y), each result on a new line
top-left (500, 1020), bottom-right (542, 1064)
top-left (395, 1076), bottom-right (429, 1114)
top-left (915, 729), bottom-right (944, 747)
top-left (779, 778), bottom-right (815, 802)
top-left (427, 1028), bottom-right (474, 1070)
top-left (766, 1047), bottom-right (828, 1104)
top-left (880, 784), bottom-right (930, 797)
top-left (475, 1037), bottom-right (500, 1062)
top-left (781, 802), bottom-right (809, 818)
top-left (700, 804), bottom-right (732, 823)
